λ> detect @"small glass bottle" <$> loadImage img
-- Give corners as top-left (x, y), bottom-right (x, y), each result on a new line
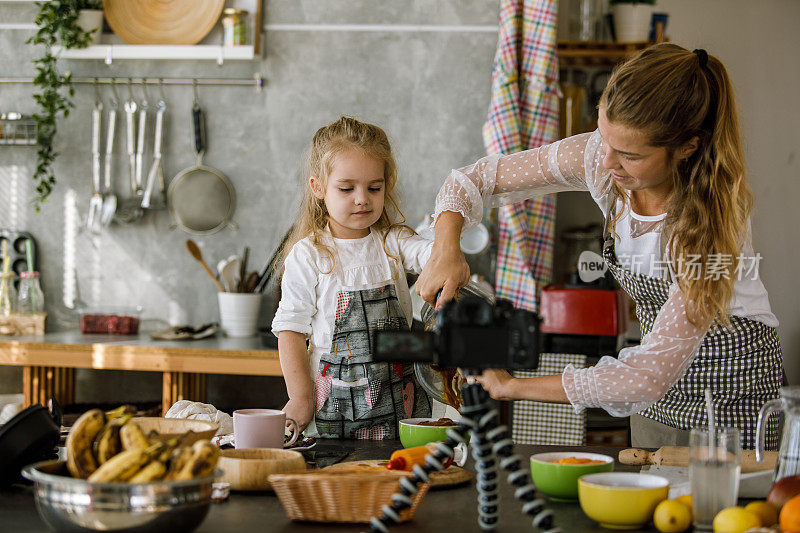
top-left (17, 271), bottom-right (44, 314)
top-left (0, 272), bottom-right (16, 316)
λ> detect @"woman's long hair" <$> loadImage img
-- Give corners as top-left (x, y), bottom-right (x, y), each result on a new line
top-left (277, 116), bottom-right (408, 274)
top-left (601, 43), bottom-right (752, 326)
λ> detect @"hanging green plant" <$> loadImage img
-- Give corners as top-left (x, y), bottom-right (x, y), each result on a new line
top-left (27, 1), bottom-right (102, 212)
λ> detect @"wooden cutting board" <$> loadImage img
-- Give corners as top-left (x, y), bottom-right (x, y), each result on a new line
top-left (102, 0), bottom-right (225, 45)
top-left (324, 460), bottom-right (473, 489)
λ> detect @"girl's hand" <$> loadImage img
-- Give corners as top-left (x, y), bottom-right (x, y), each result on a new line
top-left (282, 397), bottom-right (315, 432)
top-left (469, 369), bottom-right (515, 401)
top-left (416, 212), bottom-right (470, 310)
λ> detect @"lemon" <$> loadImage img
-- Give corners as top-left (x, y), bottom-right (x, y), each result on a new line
top-left (675, 494), bottom-right (693, 515)
top-left (713, 506), bottom-right (762, 533)
top-left (653, 499), bottom-right (692, 533)
top-left (744, 501), bottom-right (778, 527)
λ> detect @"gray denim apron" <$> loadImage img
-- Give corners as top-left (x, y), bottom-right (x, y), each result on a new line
top-left (603, 202), bottom-right (783, 449)
top-left (314, 231), bottom-right (431, 439)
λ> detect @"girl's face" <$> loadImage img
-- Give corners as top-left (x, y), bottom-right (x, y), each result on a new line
top-left (310, 148), bottom-right (385, 239)
top-left (597, 108), bottom-right (674, 194)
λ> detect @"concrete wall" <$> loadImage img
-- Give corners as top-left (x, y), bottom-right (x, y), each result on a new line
top-left (1, 0), bottom-right (798, 409)
top-left (659, 0), bottom-right (800, 382)
top-left (0, 0), bottom-right (501, 406)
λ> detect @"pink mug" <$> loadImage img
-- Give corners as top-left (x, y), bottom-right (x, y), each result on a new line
top-left (233, 409), bottom-right (300, 449)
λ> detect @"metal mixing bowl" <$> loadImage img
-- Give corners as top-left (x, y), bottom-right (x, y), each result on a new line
top-left (416, 280), bottom-right (496, 402)
top-left (22, 460), bottom-right (220, 533)
top-left (419, 280), bottom-right (496, 331)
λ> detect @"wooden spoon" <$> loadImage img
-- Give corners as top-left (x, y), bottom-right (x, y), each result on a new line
top-left (186, 239), bottom-right (226, 292)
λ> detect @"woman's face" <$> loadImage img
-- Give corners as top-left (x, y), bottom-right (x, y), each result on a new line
top-left (597, 108), bottom-right (674, 193)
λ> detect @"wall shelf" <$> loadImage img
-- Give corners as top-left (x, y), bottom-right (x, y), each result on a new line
top-left (52, 43), bottom-right (257, 66)
top-left (557, 41), bottom-right (655, 67)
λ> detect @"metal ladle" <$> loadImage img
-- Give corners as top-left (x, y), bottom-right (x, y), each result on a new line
top-left (142, 79), bottom-right (166, 209)
top-left (100, 79), bottom-right (118, 226)
top-left (114, 79), bottom-right (144, 224)
top-left (86, 80), bottom-right (103, 233)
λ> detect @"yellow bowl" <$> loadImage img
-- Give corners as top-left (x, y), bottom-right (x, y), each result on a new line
top-left (578, 472), bottom-right (669, 529)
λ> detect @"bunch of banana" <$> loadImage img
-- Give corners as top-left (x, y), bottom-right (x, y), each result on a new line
top-left (65, 407), bottom-right (219, 483)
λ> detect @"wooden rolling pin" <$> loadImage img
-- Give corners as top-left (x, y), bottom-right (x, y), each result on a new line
top-left (619, 446), bottom-right (778, 473)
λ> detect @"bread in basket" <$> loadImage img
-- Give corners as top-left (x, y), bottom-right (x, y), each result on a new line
top-left (269, 468), bottom-right (429, 523)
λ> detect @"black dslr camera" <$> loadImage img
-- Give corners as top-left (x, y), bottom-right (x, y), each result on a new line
top-left (373, 295), bottom-right (541, 370)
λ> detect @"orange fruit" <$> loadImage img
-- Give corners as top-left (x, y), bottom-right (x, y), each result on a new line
top-left (780, 493), bottom-right (800, 533)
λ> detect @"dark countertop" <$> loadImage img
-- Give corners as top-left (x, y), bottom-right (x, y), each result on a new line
top-left (1, 441), bottom-right (655, 533)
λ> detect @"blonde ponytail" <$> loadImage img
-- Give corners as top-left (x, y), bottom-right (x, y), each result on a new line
top-left (601, 43), bottom-right (752, 326)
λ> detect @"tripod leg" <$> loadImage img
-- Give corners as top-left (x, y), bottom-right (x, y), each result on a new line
top-left (369, 380), bottom-right (559, 532)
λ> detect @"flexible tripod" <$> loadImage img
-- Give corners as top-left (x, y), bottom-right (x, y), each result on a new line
top-left (370, 369), bottom-right (560, 532)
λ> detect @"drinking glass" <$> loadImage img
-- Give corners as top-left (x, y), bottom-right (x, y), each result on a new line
top-left (689, 427), bottom-right (741, 530)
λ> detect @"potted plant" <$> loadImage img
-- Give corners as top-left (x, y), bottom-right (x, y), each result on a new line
top-left (609, 0), bottom-right (656, 43)
top-left (26, 1), bottom-right (102, 211)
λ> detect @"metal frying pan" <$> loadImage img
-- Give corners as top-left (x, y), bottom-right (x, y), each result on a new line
top-left (167, 99), bottom-right (237, 235)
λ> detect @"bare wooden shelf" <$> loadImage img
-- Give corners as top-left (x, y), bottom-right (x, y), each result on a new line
top-left (557, 41), bottom-right (655, 66)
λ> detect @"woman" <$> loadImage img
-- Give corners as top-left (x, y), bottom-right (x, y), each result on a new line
top-left (416, 43), bottom-right (783, 449)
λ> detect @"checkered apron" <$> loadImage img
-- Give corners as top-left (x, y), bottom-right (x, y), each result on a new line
top-left (314, 232), bottom-right (431, 439)
top-left (602, 218), bottom-right (783, 449)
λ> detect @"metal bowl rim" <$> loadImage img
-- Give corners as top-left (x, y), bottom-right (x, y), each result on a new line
top-left (22, 459), bottom-right (222, 488)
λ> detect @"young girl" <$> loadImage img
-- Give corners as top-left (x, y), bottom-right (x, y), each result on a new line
top-left (418, 43), bottom-right (784, 449)
top-left (271, 117), bottom-right (433, 440)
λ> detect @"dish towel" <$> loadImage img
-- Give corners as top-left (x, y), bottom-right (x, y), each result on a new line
top-left (484, 0), bottom-right (560, 313)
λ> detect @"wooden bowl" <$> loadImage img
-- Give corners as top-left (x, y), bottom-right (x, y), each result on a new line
top-left (131, 417), bottom-right (218, 445)
top-left (217, 448), bottom-right (306, 491)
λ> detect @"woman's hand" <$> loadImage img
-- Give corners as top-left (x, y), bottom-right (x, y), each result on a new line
top-left (282, 397), bottom-right (315, 432)
top-left (470, 369), bottom-right (516, 401)
top-left (416, 211), bottom-right (470, 309)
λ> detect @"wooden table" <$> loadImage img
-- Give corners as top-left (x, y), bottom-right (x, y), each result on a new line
top-left (0, 330), bottom-right (281, 414)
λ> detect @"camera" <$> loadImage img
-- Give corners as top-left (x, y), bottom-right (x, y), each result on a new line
top-left (373, 296), bottom-right (541, 370)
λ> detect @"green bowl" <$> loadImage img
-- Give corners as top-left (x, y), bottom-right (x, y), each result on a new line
top-left (398, 418), bottom-right (465, 448)
top-left (530, 452), bottom-right (614, 501)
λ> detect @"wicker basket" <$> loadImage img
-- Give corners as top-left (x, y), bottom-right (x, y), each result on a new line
top-left (269, 469), bottom-right (429, 523)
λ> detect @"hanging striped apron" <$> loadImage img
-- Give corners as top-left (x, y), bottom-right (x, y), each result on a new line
top-left (602, 208), bottom-right (783, 450)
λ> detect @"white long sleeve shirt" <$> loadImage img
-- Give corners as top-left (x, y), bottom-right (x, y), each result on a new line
top-left (271, 226), bottom-right (433, 382)
top-left (434, 130), bottom-right (778, 417)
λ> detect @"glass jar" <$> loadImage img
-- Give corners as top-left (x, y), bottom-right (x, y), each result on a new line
top-left (222, 8), bottom-right (248, 46)
top-left (0, 272), bottom-right (16, 316)
top-left (17, 271), bottom-right (44, 314)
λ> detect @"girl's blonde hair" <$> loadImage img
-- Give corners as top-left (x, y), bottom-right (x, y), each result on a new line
top-left (600, 43), bottom-right (752, 326)
top-left (278, 116), bottom-right (409, 273)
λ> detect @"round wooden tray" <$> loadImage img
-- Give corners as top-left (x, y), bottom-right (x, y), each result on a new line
top-left (102, 0), bottom-right (225, 45)
top-left (325, 459), bottom-right (473, 489)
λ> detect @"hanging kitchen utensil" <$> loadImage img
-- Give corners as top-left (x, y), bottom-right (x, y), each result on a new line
top-left (114, 80), bottom-right (144, 224)
top-left (142, 81), bottom-right (166, 209)
top-left (100, 80), bottom-right (118, 226)
top-left (102, 0), bottom-right (225, 45)
top-left (134, 82), bottom-right (148, 199)
top-left (86, 83), bottom-right (104, 234)
top-left (167, 82), bottom-right (237, 235)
